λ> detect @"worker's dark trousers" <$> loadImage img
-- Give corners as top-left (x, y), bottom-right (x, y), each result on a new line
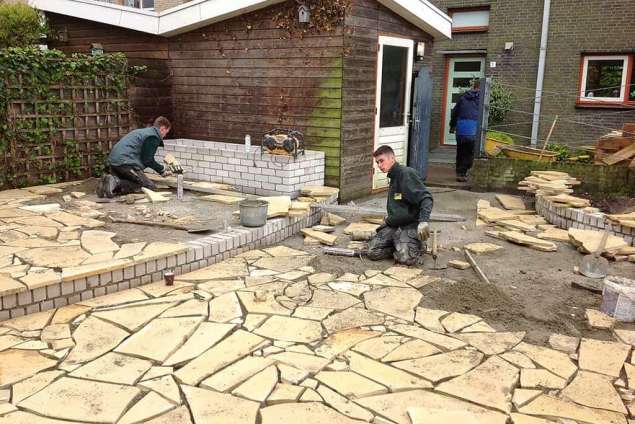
top-left (456, 136), bottom-right (476, 177)
top-left (109, 165), bottom-right (157, 195)
top-left (367, 223), bottom-right (424, 266)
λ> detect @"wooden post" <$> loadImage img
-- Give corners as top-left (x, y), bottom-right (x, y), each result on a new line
top-left (538, 115), bottom-right (559, 161)
top-left (476, 77), bottom-right (492, 157)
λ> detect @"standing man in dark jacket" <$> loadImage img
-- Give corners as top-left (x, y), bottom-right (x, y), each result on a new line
top-left (97, 116), bottom-right (172, 198)
top-left (367, 145), bottom-right (433, 266)
top-left (450, 80), bottom-right (480, 182)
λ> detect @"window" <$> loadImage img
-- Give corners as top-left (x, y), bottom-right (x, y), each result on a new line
top-left (579, 54), bottom-right (635, 105)
top-left (448, 7), bottom-right (490, 33)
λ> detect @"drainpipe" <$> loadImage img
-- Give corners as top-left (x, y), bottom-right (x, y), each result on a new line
top-left (530, 0), bottom-right (551, 146)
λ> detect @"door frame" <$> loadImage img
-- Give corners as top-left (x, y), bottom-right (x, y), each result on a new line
top-left (372, 35), bottom-right (415, 190)
top-left (439, 54), bottom-right (486, 146)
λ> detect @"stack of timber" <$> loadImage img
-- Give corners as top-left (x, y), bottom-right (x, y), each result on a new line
top-left (595, 123), bottom-right (635, 167)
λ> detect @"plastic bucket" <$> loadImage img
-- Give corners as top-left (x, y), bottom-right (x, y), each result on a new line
top-left (601, 276), bottom-right (635, 322)
top-left (239, 200), bottom-right (268, 227)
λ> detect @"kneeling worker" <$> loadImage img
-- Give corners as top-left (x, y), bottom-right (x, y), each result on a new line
top-left (97, 116), bottom-right (173, 198)
top-left (367, 145), bottom-right (433, 265)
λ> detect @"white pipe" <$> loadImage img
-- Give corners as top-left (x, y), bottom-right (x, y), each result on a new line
top-left (530, 0), bottom-right (551, 146)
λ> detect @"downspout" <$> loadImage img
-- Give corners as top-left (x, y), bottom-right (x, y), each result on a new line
top-left (530, 0), bottom-right (551, 146)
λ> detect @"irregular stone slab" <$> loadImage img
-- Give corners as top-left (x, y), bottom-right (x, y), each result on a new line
top-left (0, 335), bottom-right (25, 352)
top-left (198, 279), bottom-right (245, 296)
top-left (20, 225), bottom-right (59, 239)
top-left (160, 299), bottom-right (208, 318)
top-left (578, 338), bottom-right (630, 377)
top-left (144, 406), bottom-right (192, 424)
top-left (263, 246), bottom-right (307, 257)
top-left (316, 384), bottom-right (375, 422)
top-left (561, 370), bottom-right (627, 413)
top-left (316, 370), bottom-right (387, 398)
top-left (457, 332), bottom-right (525, 355)
top-left (0, 411), bottom-right (78, 424)
top-left (81, 252), bottom-right (114, 265)
top-left (202, 356), bottom-right (274, 392)
top-left (362, 273), bottom-right (410, 288)
top-left (255, 316), bottom-right (322, 343)
top-left (501, 351), bottom-right (536, 369)
top-left (70, 352), bottom-right (152, 385)
top-left (353, 335), bottom-right (404, 360)
top-left (132, 242), bottom-right (188, 262)
top-left (208, 292), bottom-right (243, 322)
top-left (436, 355), bottom-right (519, 412)
top-left (80, 230), bottom-right (119, 255)
top-left (118, 391), bottom-right (175, 424)
top-left (142, 366), bottom-right (173, 381)
top-left (293, 306), bottom-right (333, 321)
top-left (614, 329), bottom-right (635, 346)
top-left (514, 342), bottom-right (577, 379)
top-left (462, 322), bottom-right (497, 334)
top-left (382, 339), bottom-right (441, 362)
top-left (261, 402), bottom-right (365, 424)
top-left (253, 255), bottom-right (314, 273)
top-left (548, 333), bottom-right (579, 353)
top-left (512, 389), bottom-right (543, 409)
top-left (393, 349), bottom-right (484, 383)
top-left (390, 324), bottom-right (466, 351)
top-left (65, 317), bottom-right (129, 365)
top-left (40, 324), bottom-right (71, 342)
top-left (408, 408), bottom-right (508, 424)
top-left (363, 287), bottom-right (422, 321)
top-left (232, 365), bottom-right (278, 402)
top-left (586, 309), bottom-right (616, 330)
top-left (19, 377), bottom-right (140, 423)
top-left (138, 281), bottom-right (193, 298)
top-left (114, 242), bottom-right (147, 259)
top-left (357, 389), bottom-right (508, 424)
top-left (383, 266), bottom-right (422, 282)
top-left (520, 368), bottom-right (566, 389)
top-left (177, 258), bottom-right (248, 281)
top-left (3, 310), bottom-right (54, 332)
top-left (441, 312), bottom-right (482, 333)
top-left (266, 383), bottom-right (304, 404)
top-left (278, 270), bottom-right (309, 281)
top-left (0, 350), bottom-right (57, 387)
top-left (78, 288), bottom-right (148, 308)
top-left (164, 322), bottom-right (235, 366)
top-left (414, 307), bottom-right (449, 332)
top-left (277, 363), bottom-right (309, 384)
top-left (308, 289), bottom-right (363, 310)
top-left (269, 352), bottom-right (330, 374)
top-left (139, 375), bottom-right (181, 405)
top-left (338, 273), bottom-right (361, 282)
top-left (465, 242), bottom-right (503, 254)
top-left (15, 340), bottom-right (48, 350)
top-left (0, 274), bottom-right (27, 296)
top-left (61, 258), bottom-right (131, 281)
top-left (328, 281), bottom-right (371, 297)
top-left (47, 211), bottom-right (104, 228)
top-left (116, 317), bottom-right (203, 363)
top-left (315, 329), bottom-right (380, 359)
top-left (307, 272), bottom-right (334, 285)
top-left (519, 395), bottom-right (627, 424)
top-left (175, 330), bottom-right (269, 386)
top-left (182, 385), bottom-right (259, 424)
top-left (237, 291), bottom-right (291, 316)
top-left (323, 307), bottom-right (384, 333)
top-left (93, 302), bottom-right (175, 332)
top-left (347, 351), bottom-right (431, 391)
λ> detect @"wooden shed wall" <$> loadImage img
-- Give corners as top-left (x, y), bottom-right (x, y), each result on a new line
top-left (47, 13), bottom-right (173, 127)
top-left (340, 0), bottom-right (433, 200)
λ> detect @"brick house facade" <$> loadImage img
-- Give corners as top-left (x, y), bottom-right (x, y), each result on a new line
top-left (428, 0), bottom-right (635, 152)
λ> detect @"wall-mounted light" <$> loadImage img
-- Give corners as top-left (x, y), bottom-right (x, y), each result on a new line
top-left (298, 4), bottom-right (310, 24)
top-left (416, 42), bottom-right (426, 61)
top-left (504, 42), bottom-right (514, 52)
top-left (90, 43), bottom-right (104, 56)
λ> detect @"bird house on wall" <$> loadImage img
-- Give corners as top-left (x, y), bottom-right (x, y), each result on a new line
top-left (298, 4), bottom-right (310, 23)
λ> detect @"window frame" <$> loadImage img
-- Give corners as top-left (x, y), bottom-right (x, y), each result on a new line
top-left (577, 54), bottom-right (634, 107)
top-left (447, 6), bottom-right (490, 33)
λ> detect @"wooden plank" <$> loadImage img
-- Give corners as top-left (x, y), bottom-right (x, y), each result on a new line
top-left (602, 143), bottom-right (635, 165)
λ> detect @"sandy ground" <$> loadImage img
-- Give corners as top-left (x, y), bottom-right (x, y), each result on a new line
top-left (281, 188), bottom-right (635, 345)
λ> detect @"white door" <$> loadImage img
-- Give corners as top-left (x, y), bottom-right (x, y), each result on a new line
top-left (373, 36), bottom-right (414, 189)
top-left (443, 57), bottom-right (485, 146)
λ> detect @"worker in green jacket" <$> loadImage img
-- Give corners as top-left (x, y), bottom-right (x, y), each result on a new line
top-left (96, 116), bottom-right (173, 198)
top-left (367, 145), bottom-right (433, 265)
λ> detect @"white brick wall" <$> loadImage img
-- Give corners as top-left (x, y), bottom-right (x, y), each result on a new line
top-left (156, 139), bottom-right (325, 198)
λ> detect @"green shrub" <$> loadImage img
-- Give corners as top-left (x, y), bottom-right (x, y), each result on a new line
top-left (488, 79), bottom-right (513, 127)
top-left (486, 131), bottom-right (514, 145)
top-left (0, 2), bottom-right (45, 48)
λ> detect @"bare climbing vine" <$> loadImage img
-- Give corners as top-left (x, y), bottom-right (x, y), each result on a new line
top-left (273, 0), bottom-right (351, 37)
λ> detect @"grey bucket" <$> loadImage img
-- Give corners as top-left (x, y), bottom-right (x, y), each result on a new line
top-left (239, 200), bottom-right (268, 227)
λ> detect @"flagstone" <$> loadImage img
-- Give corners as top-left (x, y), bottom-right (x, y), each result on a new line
top-left (255, 316), bottom-right (323, 343)
top-left (249, 269), bottom-right (279, 277)
top-left (132, 241), bottom-right (188, 262)
top-left (357, 389), bottom-right (508, 424)
top-left (81, 252), bottom-right (114, 265)
top-left (436, 355), bottom-right (519, 413)
top-left (209, 292), bottom-right (244, 322)
top-left (253, 255), bottom-right (314, 273)
top-left (307, 272), bottom-right (334, 285)
top-left (237, 249), bottom-right (270, 259)
top-left (18, 225), bottom-right (58, 240)
top-left (314, 329), bottom-right (380, 359)
top-left (263, 246), bottom-right (307, 257)
top-left (3, 310), bottom-right (54, 332)
top-left (138, 281), bottom-right (193, 298)
top-left (407, 275), bottom-right (442, 289)
top-left (278, 270), bottom-right (309, 281)
top-left (383, 266), bottom-right (422, 282)
top-left (160, 299), bottom-right (208, 318)
top-left (347, 351), bottom-right (432, 391)
top-left (586, 309), bottom-right (617, 330)
top-left (382, 339), bottom-right (441, 362)
top-left (0, 208), bottom-right (37, 219)
top-left (0, 335), bottom-right (25, 352)
top-left (501, 351), bottom-right (536, 368)
top-left (142, 366), bottom-right (174, 381)
top-left (20, 267), bottom-right (63, 290)
top-left (316, 384), bottom-right (375, 422)
top-left (414, 307), bottom-right (448, 332)
top-left (18, 377), bottom-right (140, 423)
top-left (328, 281), bottom-right (371, 296)
top-left (520, 368), bottom-right (566, 389)
top-left (277, 363), bottom-right (309, 384)
top-left (519, 395), bottom-right (627, 424)
top-left (114, 242), bottom-right (147, 259)
top-left (118, 391), bottom-right (175, 424)
top-left (176, 257), bottom-right (248, 281)
top-left (198, 279), bottom-right (245, 295)
top-left (57, 230), bottom-right (78, 242)
top-left (308, 289), bottom-right (361, 310)
top-left (93, 302), bottom-right (176, 332)
top-left (323, 307), bottom-right (385, 333)
top-left (48, 211), bottom-right (104, 228)
top-left (15, 340), bottom-right (48, 350)
top-left (115, 316), bottom-right (203, 362)
top-left (237, 291), bottom-right (292, 316)
top-left (614, 329), bottom-right (635, 346)
top-left (50, 338), bottom-right (74, 350)
top-left (266, 383), bottom-right (305, 404)
top-left (392, 349), bottom-right (484, 383)
top-left (578, 338), bottom-right (630, 377)
top-left (9, 370), bottom-right (64, 405)
top-left (80, 230), bottom-right (119, 255)
top-left (408, 407), bottom-right (508, 424)
top-left (548, 333), bottom-right (580, 353)
top-left (338, 272), bottom-right (361, 282)
top-left (182, 385), bottom-right (260, 424)
top-left (561, 370), bottom-right (627, 414)
top-left (390, 324), bottom-right (467, 351)
top-left (0, 246), bottom-right (27, 259)
top-left (0, 229), bottom-right (27, 243)
top-left (144, 406), bottom-right (192, 424)
top-left (139, 375), bottom-right (181, 405)
top-left (457, 332), bottom-right (525, 355)
top-left (512, 389), bottom-right (543, 409)
top-left (510, 413), bottom-right (559, 424)
top-left (315, 370), bottom-right (387, 398)
top-left (175, 330), bottom-right (269, 385)
top-left (298, 387), bottom-right (321, 402)
top-left (61, 258), bottom-right (131, 281)
top-left (201, 356), bottom-right (275, 392)
top-left (164, 322), bottom-right (234, 366)
top-left (16, 245), bottom-right (91, 268)
top-left (0, 274), bottom-right (26, 296)
top-left (441, 312), bottom-right (482, 333)
top-left (232, 365), bottom-right (279, 402)
top-left (69, 352), bottom-right (152, 385)
top-left (40, 324), bottom-right (70, 342)
top-left (353, 335), bottom-right (405, 360)
top-left (98, 293), bottom-right (192, 310)
top-left (363, 287), bottom-right (422, 322)
top-left (293, 306), bottom-right (333, 321)
top-left (11, 216), bottom-right (63, 228)
top-left (261, 402), bottom-right (366, 424)
top-left (0, 404), bottom-right (17, 416)
top-left (514, 342), bottom-right (577, 379)
top-left (362, 273), bottom-right (410, 288)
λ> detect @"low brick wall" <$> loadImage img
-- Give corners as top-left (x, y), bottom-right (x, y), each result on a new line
top-left (0, 196), bottom-right (334, 321)
top-left (536, 196), bottom-right (634, 246)
top-left (470, 158), bottom-right (635, 200)
top-left (156, 139), bottom-right (326, 198)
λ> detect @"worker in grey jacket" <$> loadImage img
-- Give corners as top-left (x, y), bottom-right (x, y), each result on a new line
top-left (97, 116), bottom-right (172, 198)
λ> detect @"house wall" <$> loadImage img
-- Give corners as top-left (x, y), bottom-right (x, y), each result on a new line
top-left (341, 0), bottom-right (433, 199)
top-left (47, 13), bottom-right (173, 127)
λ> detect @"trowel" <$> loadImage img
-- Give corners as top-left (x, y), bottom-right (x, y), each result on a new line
top-left (579, 229), bottom-right (609, 279)
top-left (427, 229), bottom-right (447, 270)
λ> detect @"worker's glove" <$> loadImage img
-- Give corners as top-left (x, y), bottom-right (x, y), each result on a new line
top-left (160, 169), bottom-right (173, 178)
top-left (417, 222), bottom-right (430, 241)
top-left (167, 163), bottom-right (183, 174)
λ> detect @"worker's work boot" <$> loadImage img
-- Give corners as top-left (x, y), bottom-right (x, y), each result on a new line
top-left (97, 174), bottom-right (119, 198)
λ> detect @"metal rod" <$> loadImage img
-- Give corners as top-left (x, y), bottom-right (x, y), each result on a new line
top-left (464, 249), bottom-right (491, 284)
top-left (315, 204), bottom-right (465, 222)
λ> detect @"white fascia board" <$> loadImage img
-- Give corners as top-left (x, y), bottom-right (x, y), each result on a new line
top-left (377, 0), bottom-right (452, 40)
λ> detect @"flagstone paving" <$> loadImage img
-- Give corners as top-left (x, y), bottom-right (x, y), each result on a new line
top-left (0, 245), bottom-right (635, 423)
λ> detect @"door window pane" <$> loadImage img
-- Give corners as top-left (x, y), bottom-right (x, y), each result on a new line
top-left (584, 59), bottom-right (625, 98)
top-left (453, 77), bottom-right (474, 88)
top-left (380, 45), bottom-right (409, 128)
top-left (630, 66), bottom-right (635, 101)
top-left (454, 61), bottom-right (482, 72)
